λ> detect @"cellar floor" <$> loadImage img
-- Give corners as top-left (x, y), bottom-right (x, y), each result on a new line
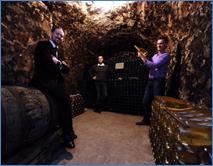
top-left (51, 109), bottom-right (155, 164)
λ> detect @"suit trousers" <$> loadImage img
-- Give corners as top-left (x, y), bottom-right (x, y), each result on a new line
top-left (33, 81), bottom-right (74, 135)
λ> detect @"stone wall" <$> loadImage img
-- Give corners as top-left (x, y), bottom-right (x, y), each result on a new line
top-left (2, 1), bottom-right (97, 92)
top-left (2, 2), bottom-right (51, 85)
top-left (140, 2), bottom-right (212, 107)
top-left (2, 1), bottom-right (211, 107)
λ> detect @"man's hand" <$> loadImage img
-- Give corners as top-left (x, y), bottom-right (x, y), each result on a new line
top-left (52, 56), bottom-right (61, 64)
top-left (92, 76), bottom-right (96, 80)
top-left (137, 51), bottom-right (148, 62)
top-left (134, 45), bottom-right (148, 62)
top-left (62, 61), bottom-right (69, 67)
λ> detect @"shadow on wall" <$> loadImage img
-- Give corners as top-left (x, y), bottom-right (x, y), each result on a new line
top-left (167, 43), bottom-right (182, 98)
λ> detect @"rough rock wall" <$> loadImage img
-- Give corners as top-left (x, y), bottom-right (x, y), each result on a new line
top-left (165, 2), bottom-right (212, 107)
top-left (2, 1), bottom-right (97, 92)
top-left (138, 1), bottom-right (212, 107)
top-left (2, 2), bottom-right (51, 85)
top-left (41, 2), bottom-right (93, 92)
top-left (2, 1), bottom-right (211, 107)
top-left (83, 1), bottom-right (212, 107)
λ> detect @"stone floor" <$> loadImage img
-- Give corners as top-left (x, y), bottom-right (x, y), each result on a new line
top-left (51, 109), bottom-right (155, 164)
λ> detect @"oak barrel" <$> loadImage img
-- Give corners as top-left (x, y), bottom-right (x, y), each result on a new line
top-left (1, 86), bottom-right (57, 160)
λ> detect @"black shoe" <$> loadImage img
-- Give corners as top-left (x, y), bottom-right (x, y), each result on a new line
top-left (94, 109), bottom-right (101, 113)
top-left (73, 133), bottom-right (77, 139)
top-left (136, 120), bottom-right (150, 125)
top-left (62, 133), bottom-right (75, 148)
top-left (68, 132), bottom-right (78, 139)
top-left (64, 139), bottom-right (75, 148)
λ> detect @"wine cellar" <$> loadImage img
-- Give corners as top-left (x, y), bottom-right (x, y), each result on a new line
top-left (1, 1), bottom-right (212, 165)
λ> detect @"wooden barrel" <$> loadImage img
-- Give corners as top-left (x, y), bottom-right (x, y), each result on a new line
top-left (1, 86), bottom-right (58, 160)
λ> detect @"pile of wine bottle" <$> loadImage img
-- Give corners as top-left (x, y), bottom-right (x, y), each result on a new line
top-left (69, 94), bottom-right (84, 118)
top-left (150, 96), bottom-right (212, 165)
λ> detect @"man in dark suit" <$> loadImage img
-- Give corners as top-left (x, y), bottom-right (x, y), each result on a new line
top-left (30, 26), bottom-right (77, 148)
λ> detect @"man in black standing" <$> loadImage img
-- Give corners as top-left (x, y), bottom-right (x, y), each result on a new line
top-left (30, 26), bottom-right (77, 148)
top-left (89, 55), bottom-right (109, 113)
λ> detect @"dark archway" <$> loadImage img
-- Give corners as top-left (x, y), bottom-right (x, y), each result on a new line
top-left (98, 29), bottom-right (155, 59)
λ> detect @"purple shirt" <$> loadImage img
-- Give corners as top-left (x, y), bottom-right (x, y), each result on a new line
top-left (144, 52), bottom-right (170, 79)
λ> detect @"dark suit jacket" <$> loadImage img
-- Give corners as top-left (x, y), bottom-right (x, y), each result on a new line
top-left (30, 40), bottom-right (69, 89)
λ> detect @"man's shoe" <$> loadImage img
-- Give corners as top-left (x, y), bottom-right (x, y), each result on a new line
top-left (73, 133), bottom-right (77, 139)
top-left (136, 120), bottom-right (150, 125)
top-left (62, 133), bottom-right (75, 148)
top-left (94, 109), bottom-right (101, 113)
top-left (64, 139), bottom-right (75, 148)
top-left (67, 131), bottom-right (78, 140)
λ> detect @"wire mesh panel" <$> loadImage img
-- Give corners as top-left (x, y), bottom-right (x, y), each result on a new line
top-left (107, 52), bottom-right (149, 115)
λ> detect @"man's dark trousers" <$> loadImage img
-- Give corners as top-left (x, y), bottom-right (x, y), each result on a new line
top-left (95, 81), bottom-right (107, 110)
top-left (142, 78), bottom-right (165, 122)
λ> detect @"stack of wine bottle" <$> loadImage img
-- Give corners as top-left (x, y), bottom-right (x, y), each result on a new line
top-left (69, 94), bottom-right (84, 118)
top-left (150, 96), bottom-right (212, 165)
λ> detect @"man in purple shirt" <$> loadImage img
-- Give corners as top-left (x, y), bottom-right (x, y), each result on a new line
top-left (136, 36), bottom-right (170, 125)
